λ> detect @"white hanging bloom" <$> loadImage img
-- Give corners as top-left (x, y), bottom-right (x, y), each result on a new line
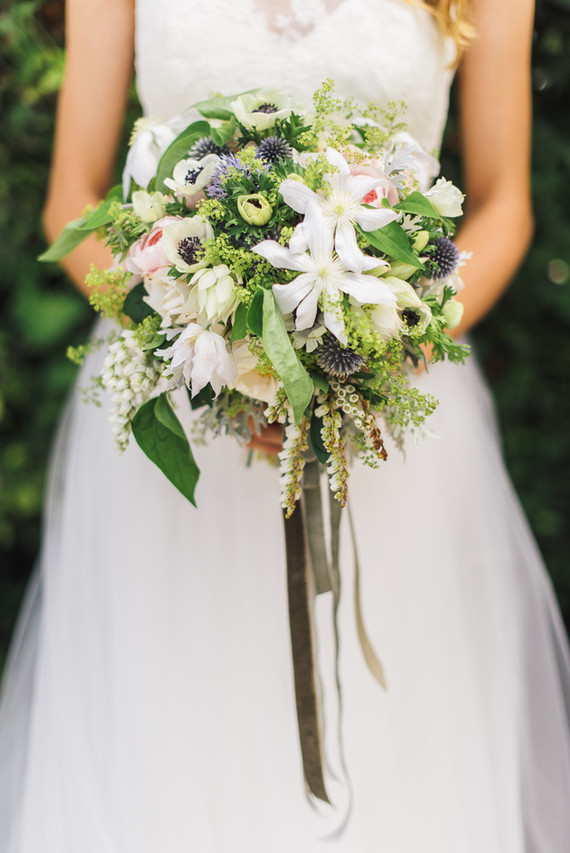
top-left (425, 178), bottom-right (465, 218)
top-left (253, 202), bottom-right (397, 346)
top-left (132, 190), bottom-right (169, 223)
top-left (122, 115), bottom-right (187, 199)
top-left (278, 147), bottom-right (398, 272)
top-left (143, 272), bottom-right (196, 327)
top-left (161, 323), bottom-right (237, 397)
top-left (230, 89), bottom-right (305, 131)
top-left (163, 154), bottom-right (221, 205)
top-left (368, 303), bottom-right (403, 340)
top-left (186, 264), bottom-right (241, 325)
top-left (101, 331), bottom-right (161, 450)
top-left (161, 216), bottom-right (214, 274)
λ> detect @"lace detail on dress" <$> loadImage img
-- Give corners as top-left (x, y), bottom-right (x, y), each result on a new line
top-left (253, 0), bottom-right (345, 41)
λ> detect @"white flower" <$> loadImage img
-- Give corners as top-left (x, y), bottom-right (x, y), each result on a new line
top-left (163, 154), bottom-right (220, 205)
top-left (368, 303), bottom-right (403, 339)
top-left (389, 131), bottom-right (441, 192)
top-left (425, 178), bottom-right (465, 218)
top-left (161, 323), bottom-right (237, 397)
top-left (442, 299), bottom-right (464, 330)
top-left (278, 148), bottom-right (398, 272)
top-left (131, 190), bottom-right (169, 223)
top-left (144, 273), bottom-right (196, 327)
top-left (381, 275), bottom-right (432, 335)
top-left (186, 264), bottom-right (241, 325)
top-left (229, 339), bottom-right (280, 403)
top-left (161, 216), bottom-right (214, 274)
top-left (122, 118), bottom-right (180, 199)
top-left (230, 89), bottom-right (305, 131)
top-left (253, 202), bottom-right (397, 346)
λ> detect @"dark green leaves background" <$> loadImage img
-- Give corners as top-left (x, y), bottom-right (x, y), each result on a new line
top-left (0, 0), bottom-right (569, 669)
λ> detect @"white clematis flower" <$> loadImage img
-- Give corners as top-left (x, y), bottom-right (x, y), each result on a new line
top-left (163, 154), bottom-right (221, 205)
top-left (278, 148), bottom-right (398, 272)
top-left (425, 178), bottom-right (465, 218)
top-left (230, 89), bottom-right (305, 131)
top-left (253, 203), bottom-right (397, 346)
top-left (161, 216), bottom-right (214, 274)
top-left (143, 273), bottom-right (196, 328)
top-left (161, 323), bottom-right (237, 397)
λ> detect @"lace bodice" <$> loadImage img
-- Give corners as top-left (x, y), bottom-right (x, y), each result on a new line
top-left (134, 0), bottom-right (455, 156)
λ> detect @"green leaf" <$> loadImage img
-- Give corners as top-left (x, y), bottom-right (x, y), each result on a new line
top-left (188, 385), bottom-right (215, 410)
top-left (310, 372), bottom-right (329, 393)
top-left (211, 116), bottom-right (237, 146)
top-left (122, 282), bottom-right (156, 324)
top-left (132, 394), bottom-right (200, 506)
top-left (38, 197), bottom-right (116, 262)
top-left (231, 302), bottom-right (248, 344)
top-left (310, 412), bottom-right (330, 464)
top-left (394, 191), bottom-right (441, 219)
top-left (192, 89), bottom-right (258, 120)
top-left (155, 120), bottom-right (212, 191)
top-left (359, 221), bottom-right (423, 269)
top-left (247, 289), bottom-right (264, 337)
top-left (261, 290), bottom-right (313, 424)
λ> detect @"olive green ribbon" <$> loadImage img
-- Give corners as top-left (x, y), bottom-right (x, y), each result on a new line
top-left (282, 459), bottom-right (387, 827)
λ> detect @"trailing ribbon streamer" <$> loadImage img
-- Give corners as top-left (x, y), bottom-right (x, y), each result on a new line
top-left (282, 459), bottom-right (387, 826)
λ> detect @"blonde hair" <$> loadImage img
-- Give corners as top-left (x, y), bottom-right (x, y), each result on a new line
top-left (416, 0), bottom-right (474, 59)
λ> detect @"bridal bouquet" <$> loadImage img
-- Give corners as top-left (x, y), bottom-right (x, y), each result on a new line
top-left (42, 81), bottom-right (470, 515)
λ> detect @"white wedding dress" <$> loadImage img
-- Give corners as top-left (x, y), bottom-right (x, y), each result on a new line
top-left (1, 1), bottom-right (570, 850)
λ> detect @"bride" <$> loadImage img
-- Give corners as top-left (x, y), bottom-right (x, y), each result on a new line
top-left (1, 0), bottom-right (570, 851)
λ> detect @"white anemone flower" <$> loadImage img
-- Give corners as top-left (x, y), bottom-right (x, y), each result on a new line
top-left (186, 264), bottom-right (241, 325)
top-left (161, 323), bottom-right (237, 397)
top-left (230, 89), bottom-right (305, 131)
top-left (382, 275), bottom-right (432, 334)
top-left (278, 148), bottom-right (398, 272)
top-left (161, 216), bottom-right (214, 274)
top-left (163, 154), bottom-right (221, 205)
top-left (253, 203), bottom-right (397, 346)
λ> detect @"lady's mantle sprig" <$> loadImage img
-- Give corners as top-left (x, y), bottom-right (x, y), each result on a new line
top-left (45, 80), bottom-right (471, 513)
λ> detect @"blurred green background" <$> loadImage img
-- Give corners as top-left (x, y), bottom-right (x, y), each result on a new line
top-left (0, 0), bottom-right (569, 670)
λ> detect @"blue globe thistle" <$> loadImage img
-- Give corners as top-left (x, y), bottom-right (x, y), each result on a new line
top-left (188, 136), bottom-right (228, 159)
top-left (206, 153), bottom-right (269, 199)
top-left (429, 237), bottom-right (460, 281)
top-left (316, 336), bottom-right (364, 378)
top-left (255, 136), bottom-right (293, 164)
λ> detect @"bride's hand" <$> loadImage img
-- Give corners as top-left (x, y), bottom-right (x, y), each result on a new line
top-left (246, 421), bottom-right (283, 457)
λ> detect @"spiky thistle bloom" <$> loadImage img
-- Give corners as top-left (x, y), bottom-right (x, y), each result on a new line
top-left (188, 136), bottom-right (229, 159)
top-left (429, 237), bottom-right (460, 281)
top-left (101, 331), bottom-right (161, 451)
top-left (206, 153), bottom-right (269, 199)
top-left (278, 416), bottom-right (310, 517)
top-left (255, 136), bottom-right (293, 164)
top-left (316, 335), bottom-right (364, 378)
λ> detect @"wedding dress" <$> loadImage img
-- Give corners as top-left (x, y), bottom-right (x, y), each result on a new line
top-left (1, 1), bottom-right (570, 850)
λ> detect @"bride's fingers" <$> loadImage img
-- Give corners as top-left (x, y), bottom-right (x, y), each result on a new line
top-left (246, 422), bottom-right (283, 456)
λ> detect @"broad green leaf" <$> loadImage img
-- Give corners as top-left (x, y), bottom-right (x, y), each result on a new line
top-left (192, 89), bottom-right (258, 120)
top-left (155, 120), bottom-right (212, 191)
top-left (188, 385), bottom-right (214, 410)
top-left (359, 221), bottom-right (423, 269)
top-left (39, 197), bottom-right (116, 262)
top-left (310, 412), bottom-right (330, 464)
top-left (211, 116), bottom-right (237, 146)
top-left (395, 191), bottom-right (442, 219)
top-left (231, 302), bottom-right (248, 344)
top-left (122, 282), bottom-right (156, 324)
top-left (261, 290), bottom-right (313, 424)
top-left (247, 289), bottom-right (264, 337)
top-left (132, 394), bottom-right (200, 506)
top-left (310, 372), bottom-right (329, 393)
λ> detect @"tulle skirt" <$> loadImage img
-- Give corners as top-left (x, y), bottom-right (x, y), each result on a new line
top-left (1, 332), bottom-right (570, 852)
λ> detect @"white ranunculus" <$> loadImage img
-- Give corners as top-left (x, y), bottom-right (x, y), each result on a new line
top-left (425, 178), bottom-right (465, 218)
top-left (143, 273), bottom-right (196, 327)
top-left (132, 190), bottom-right (169, 223)
top-left (230, 89), bottom-right (305, 131)
top-left (186, 264), bottom-right (241, 325)
top-left (161, 216), bottom-right (214, 274)
top-left (161, 324), bottom-right (237, 397)
top-left (163, 154), bottom-right (221, 206)
top-left (230, 340), bottom-right (280, 403)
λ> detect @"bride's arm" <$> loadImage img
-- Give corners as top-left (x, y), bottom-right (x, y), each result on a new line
top-left (451, 0), bottom-right (535, 337)
top-left (43, 0), bottom-right (135, 296)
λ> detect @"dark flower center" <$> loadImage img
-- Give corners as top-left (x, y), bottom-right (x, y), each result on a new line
top-left (254, 102), bottom-right (279, 114)
top-left (178, 236), bottom-right (202, 266)
top-left (402, 308), bottom-right (420, 327)
top-left (185, 168), bottom-right (202, 185)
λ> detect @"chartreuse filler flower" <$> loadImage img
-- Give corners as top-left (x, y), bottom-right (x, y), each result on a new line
top-left (41, 81), bottom-right (470, 516)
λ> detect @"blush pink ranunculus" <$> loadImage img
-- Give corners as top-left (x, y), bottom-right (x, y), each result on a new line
top-left (126, 216), bottom-right (181, 282)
